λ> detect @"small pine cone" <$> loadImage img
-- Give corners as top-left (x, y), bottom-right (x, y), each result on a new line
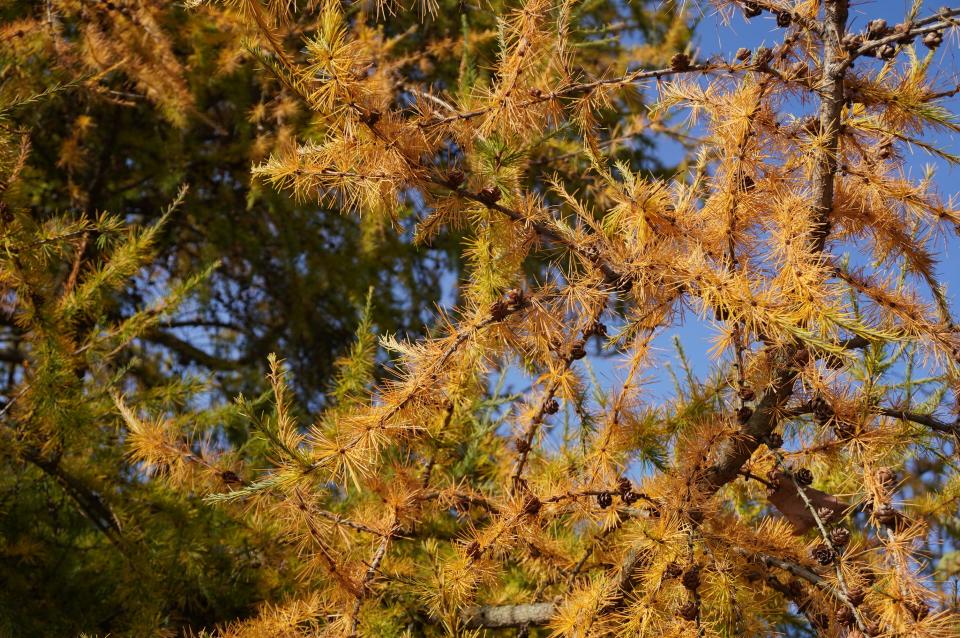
top-left (765, 432), bottom-right (783, 449)
top-left (876, 467), bottom-right (896, 489)
top-left (490, 299), bottom-right (510, 321)
top-left (830, 527), bottom-right (851, 548)
top-left (776, 11), bottom-right (792, 27)
top-left (835, 606), bottom-right (855, 627)
top-left (867, 19), bottom-right (889, 38)
top-left (794, 468), bottom-right (814, 487)
top-left (617, 477), bottom-right (632, 496)
top-left (736, 405), bottom-right (754, 424)
top-left (842, 33), bottom-right (864, 50)
top-left (847, 586), bottom-right (865, 607)
top-left (596, 491), bottom-right (613, 509)
top-left (529, 87), bottom-right (543, 98)
top-left (878, 43), bottom-right (897, 60)
top-left (670, 52), bottom-right (691, 71)
top-left (812, 544), bottom-right (834, 566)
top-left (586, 321), bottom-right (608, 338)
top-left (478, 185), bottom-right (502, 204)
top-left (753, 46), bottom-right (773, 66)
top-left (811, 396), bottom-right (832, 425)
top-left (465, 540), bottom-right (482, 560)
top-left (924, 31), bottom-right (944, 49)
top-left (905, 597), bottom-right (930, 621)
top-left (664, 561), bottom-right (683, 578)
top-left (543, 399), bottom-right (560, 415)
top-left (739, 386), bottom-right (756, 402)
top-left (569, 342), bottom-right (587, 361)
top-left (447, 168), bottom-right (465, 188)
top-left (523, 495), bottom-right (542, 517)
top-left (677, 600), bottom-right (698, 621)
top-left (220, 470), bottom-right (243, 486)
top-left (743, 2), bottom-right (763, 19)
top-left (361, 109), bottom-right (381, 125)
top-left (505, 287), bottom-right (526, 308)
top-left (514, 438), bottom-right (531, 453)
top-left (735, 47), bottom-right (752, 62)
top-left (622, 491), bottom-right (639, 505)
top-left (681, 565), bottom-right (701, 591)
top-left (874, 503), bottom-right (898, 527)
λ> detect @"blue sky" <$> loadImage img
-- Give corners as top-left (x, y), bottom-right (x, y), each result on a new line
top-left (590, 0), bottom-right (960, 399)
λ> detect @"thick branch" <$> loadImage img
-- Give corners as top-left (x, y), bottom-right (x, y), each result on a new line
top-left (462, 602), bottom-right (556, 629)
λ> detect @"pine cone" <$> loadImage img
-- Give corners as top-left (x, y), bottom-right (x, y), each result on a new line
top-left (753, 46), bottom-right (773, 66)
top-left (220, 470), bottom-right (243, 486)
top-left (835, 606), bottom-right (855, 627)
top-left (878, 44), bottom-right (897, 60)
top-left (617, 477), bottom-right (632, 496)
top-left (523, 495), bottom-right (542, 517)
top-left (830, 527), bottom-right (850, 548)
top-left (681, 565), bottom-right (701, 590)
top-left (812, 544), bottom-right (834, 566)
top-left (743, 2), bottom-right (763, 19)
top-left (586, 321), bottom-right (608, 338)
top-left (924, 31), bottom-right (944, 49)
top-left (739, 386), bottom-right (756, 402)
top-left (677, 600), bottom-right (698, 621)
top-left (874, 503), bottom-right (898, 527)
top-left (543, 399), bottom-right (559, 415)
top-left (569, 342), bottom-right (587, 360)
top-left (664, 561), bottom-right (683, 578)
top-left (490, 299), bottom-right (510, 321)
top-left (670, 52), bottom-right (691, 71)
top-left (795, 468), bottom-right (814, 487)
top-left (765, 432), bottom-right (783, 449)
top-left (811, 396), bottom-right (832, 425)
top-left (842, 33), bottom-right (864, 50)
top-left (465, 540), bottom-right (482, 560)
top-left (596, 491), bottom-right (613, 509)
top-left (847, 586), bottom-right (865, 607)
top-left (622, 491), bottom-right (639, 505)
top-left (514, 438), bottom-right (531, 453)
top-left (876, 467), bottom-right (896, 489)
top-left (478, 185), bottom-right (502, 204)
top-left (867, 19), bottom-right (889, 38)
top-left (447, 168), bottom-right (465, 188)
top-left (735, 47), bottom-right (752, 62)
top-left (507, 288), bottom-right (527, 308)
top-left (736, 406), bottom-right (754, 424)
top-left (776, 11), bottom-right (792, 28)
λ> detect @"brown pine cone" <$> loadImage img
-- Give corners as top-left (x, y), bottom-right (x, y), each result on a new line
top-left (830, 527), bottom-right (851, 548)
top-left (776, 11), bottom-right (791, 28)
top-left (736, 406), bottom-right (754, 424)
top-left (874, 503), bottom-right (898, 527)
top-left (543, 399), bottom-right (559, 415)
top-left (847, 586), bottom-right (865, 607)
top-left (569, 342), bottom-right (587, 360)
top-left (677, 600), bottom-right (698, 621)
top-left (867, 19), bottom-right (889, 38)
top-left (743, 2), bottom-right (762, 19)
top-left (617, 477), bottom-right (632, 496)
top-left (670, 52), bottom-right (691, 71)
top-left (765, 432), bottom-right (783, 449)
top-left (812, 544), bottom-right (834, 566)
top-left (905, 597), bottom-right (930, 621)
top-left (735, 47), bottom-right (752, 62)
top-left (924, 31), bottom-right (944, 49)
top-left (447, 168), bottom-right (465, 188)
top-left (596, 491), bottom-right (613, 509)
top-left (514, 438), bottom-right (531, 453)
top-left (835, 606), bottom-right (855, 627)
top-left (523, 495), bottom-right (542, 517)
top-left (876, 467), bottom-right (896, 489)
top-left (681, 565), bottom-right (701, 591)
top-left (490, 299), bottom-right (510, 321)
top-left (664, 561), bottom-right (683, 578)
top-left (478, 185), bottom-right (502, 204)
top-left (795, 468), bottom-right (814, 487)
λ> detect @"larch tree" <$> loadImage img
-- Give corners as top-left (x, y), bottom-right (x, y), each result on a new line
top-left (0, 0), bottom-right (687, 635)
top-left (111, 0), bottom-right (960, 636)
